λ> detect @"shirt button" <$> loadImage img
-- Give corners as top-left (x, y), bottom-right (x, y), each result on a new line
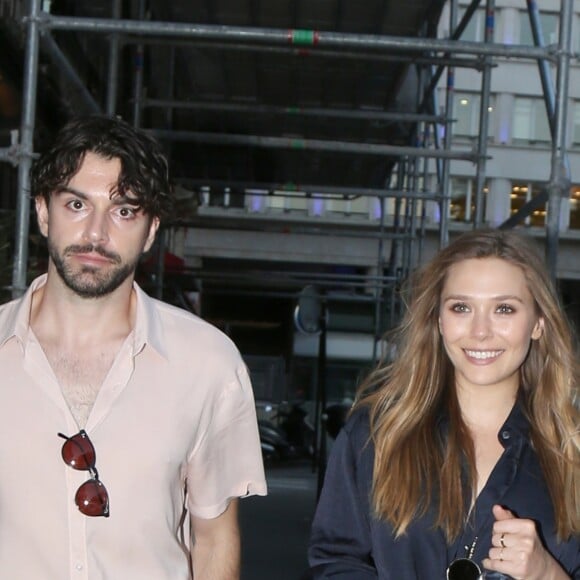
top-left (501, 430), bottom-right (511, 440)
top-left (76, 564), bottom-right (83, 571)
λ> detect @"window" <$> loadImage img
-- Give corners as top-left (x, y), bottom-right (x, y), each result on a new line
top-left (572, 101), bottom-right (580, 146)
top-left (511, 182), bottom-right (580, 229)
top-left (452, 92), bottom-right (495, 139)
top-left (519, 11), bottom-right (558, 45)
top-left (457, 8), bottom-right (498, 42)
top-left (449, 177), bottom-right (488, 223)
top-left (513, 97), bottom-right (551, 142)
top-left (510, 182), bottom-right (546, 226)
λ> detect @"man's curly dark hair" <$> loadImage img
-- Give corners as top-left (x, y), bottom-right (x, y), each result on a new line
top-left (30, 115), bottom-right (174, 223)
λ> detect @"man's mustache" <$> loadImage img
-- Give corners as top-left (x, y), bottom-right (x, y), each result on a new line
top-left (64, 244), bottom-right (122, 264)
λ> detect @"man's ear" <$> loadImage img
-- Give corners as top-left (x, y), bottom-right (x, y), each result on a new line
top-left (143, 217), bottom-right (160, 253)
top-left (35, 196), bottom-right (49, 238)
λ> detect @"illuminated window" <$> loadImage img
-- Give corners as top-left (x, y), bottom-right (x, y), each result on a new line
top-left (510, 182), bottom-right (546, 226)
top-left (570, 187), bottom-right (580, 229)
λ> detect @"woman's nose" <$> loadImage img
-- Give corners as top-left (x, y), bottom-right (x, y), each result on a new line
top-left (470, 311), bottom-right (492, 339)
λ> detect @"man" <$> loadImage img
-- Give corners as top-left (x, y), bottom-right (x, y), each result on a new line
top-left (0, 116), bottom-right (267, 579)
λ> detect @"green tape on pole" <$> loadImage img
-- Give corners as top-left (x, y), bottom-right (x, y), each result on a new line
top-left (290, 140), bottom-right (305, 149)
top-left (291, 29), bottom-right (315, 45)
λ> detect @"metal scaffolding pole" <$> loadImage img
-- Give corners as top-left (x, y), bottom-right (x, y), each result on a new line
top-left (40, 14), bottom-right (556, 61)
top-left (12, 0), bottom-right (42, 298)
top-left (106, 0), bottom-right (123, 115)
top-left (152, 129), bottom-right (479, 161)
top-left (132, 0), bottom-right (147, 127)
top-left (439, 0), bottom-right (458, 248)
top-left (545, 0), bottom-right (573, 279)
top-left (143, 98), bottom-right (448, 125)
top-left (138, 38), bottom-right (487, 69)
top-left (473, 0), bottom-right (495, 227)
top-left (0, 147), bottom-right (18, 164)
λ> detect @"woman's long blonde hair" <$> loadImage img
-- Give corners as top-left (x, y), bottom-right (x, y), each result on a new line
top-left (356, 229), bottom-right (579, 541)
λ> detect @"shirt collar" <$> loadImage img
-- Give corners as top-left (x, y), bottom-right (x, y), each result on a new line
top-left (132, 282), bottom-right (168, 360)
top-left (0, 274), bottom-right (48, 348)
top-left (0, 274), bottom-right (168, 360)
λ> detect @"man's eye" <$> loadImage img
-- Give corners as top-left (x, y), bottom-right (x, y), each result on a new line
top-left (67, 199), bottom-right (84, 210)
top-left (117, 207), bottom-right (137, 218)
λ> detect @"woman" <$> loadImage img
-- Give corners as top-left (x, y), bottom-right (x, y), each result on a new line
top-left (308, 229), bottom-right (579, 579)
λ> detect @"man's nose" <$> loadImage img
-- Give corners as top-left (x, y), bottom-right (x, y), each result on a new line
top-left (83, 211), bottom-right (109, 243)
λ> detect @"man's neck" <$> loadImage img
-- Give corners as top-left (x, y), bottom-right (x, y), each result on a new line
top-left (30, 272), bottom-right (137, 349)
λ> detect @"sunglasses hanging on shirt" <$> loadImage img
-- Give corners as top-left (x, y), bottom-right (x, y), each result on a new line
top-left (58, 430), bottom-right (110, 517)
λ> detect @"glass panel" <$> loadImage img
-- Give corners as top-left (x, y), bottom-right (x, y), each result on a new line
top-left (520, 11), bottom-right (558, 45)
top-left (460, 9), bottom-right (480, 41)
top-left (533, 101), bottom-right (551, 141)
top-left (454, 93), bottom-right (478, 136)
top-left (513, 98), bottom-right (533, 140)
top-left (572, 102), bottom-right (580, 144)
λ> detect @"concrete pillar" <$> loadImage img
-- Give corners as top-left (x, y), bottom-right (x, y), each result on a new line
top-left (485, 177), bottom-right (512, 226)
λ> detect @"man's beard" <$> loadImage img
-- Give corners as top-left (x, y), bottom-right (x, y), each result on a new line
top-left (48, 242), bottom-right (139, 299)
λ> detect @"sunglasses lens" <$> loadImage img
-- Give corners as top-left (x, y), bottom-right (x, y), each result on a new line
top-left (75, 479), bottom-right (110, 517)
top-left (61, 432), bottom-right (96, 470)
top-left (447, 558), bottom-right (482, 580)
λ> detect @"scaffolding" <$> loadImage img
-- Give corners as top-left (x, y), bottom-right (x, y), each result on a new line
top-left (0, 0), bottom-right (575, 351)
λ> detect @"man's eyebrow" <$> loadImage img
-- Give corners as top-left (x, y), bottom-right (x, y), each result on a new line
top-left (55, 186), bottom-right (87, 198)
top-left (54, 186), bottom-right (140, 206)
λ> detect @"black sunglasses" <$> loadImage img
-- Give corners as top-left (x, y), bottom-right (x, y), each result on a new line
top-left (58, 430), bottom-right (110, 517)
top-left (446, 558), bottom-right (482, 580)
top-left (446, 537), bottom-right (482, 580)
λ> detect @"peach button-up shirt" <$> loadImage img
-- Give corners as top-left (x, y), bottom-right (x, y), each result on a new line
top-left (0, 275), bottom-right (267, 579)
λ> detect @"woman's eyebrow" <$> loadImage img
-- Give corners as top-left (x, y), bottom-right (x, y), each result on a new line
top-left (442, 293), bottom-right (524, 303)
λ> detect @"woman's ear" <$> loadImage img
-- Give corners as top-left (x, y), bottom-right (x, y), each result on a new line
top-left (531, 317), bottom-right (544, 341)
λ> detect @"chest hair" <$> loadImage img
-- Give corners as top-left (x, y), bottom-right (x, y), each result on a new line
top-left (44, 346), bottom-right (119, 428)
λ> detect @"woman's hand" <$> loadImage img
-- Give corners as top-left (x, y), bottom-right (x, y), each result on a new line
top-left (482, 505), bottom-right (570, 580)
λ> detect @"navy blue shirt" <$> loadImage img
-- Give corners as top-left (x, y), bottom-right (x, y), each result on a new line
top-left (308, 403), bottom-right (579, 579)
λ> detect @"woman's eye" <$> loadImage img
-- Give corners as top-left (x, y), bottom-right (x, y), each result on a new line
top-left (451, 303), bottom-right (469, 313)
top-left (497, 304), bottom-right (514, 314)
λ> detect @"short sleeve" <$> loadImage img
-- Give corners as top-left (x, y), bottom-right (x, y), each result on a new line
top-left (186, 363), bottom-right (267, 519)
